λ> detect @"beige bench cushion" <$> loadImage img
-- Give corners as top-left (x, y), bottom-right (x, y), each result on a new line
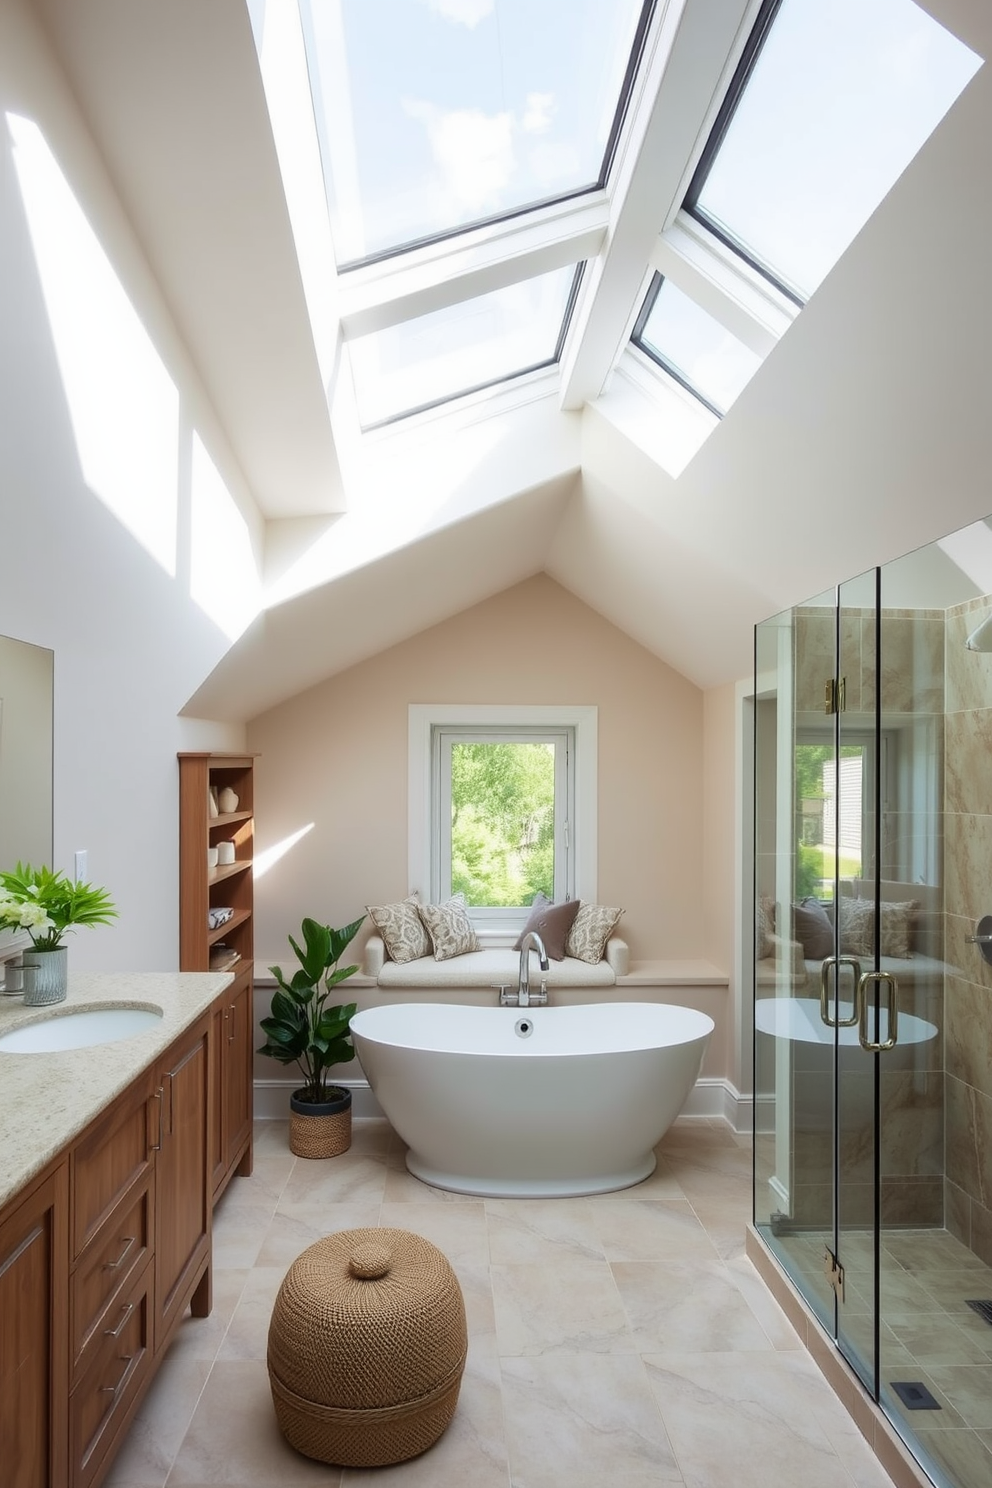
top-left (364, 936), bottom-right (627, 988)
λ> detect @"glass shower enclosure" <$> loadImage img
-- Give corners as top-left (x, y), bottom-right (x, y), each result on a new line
top-left (754, 525), bottom-right (992, 1488)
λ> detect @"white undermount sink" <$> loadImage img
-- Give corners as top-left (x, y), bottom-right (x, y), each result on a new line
top-left (0, 1005), bottom-right (164, 1053)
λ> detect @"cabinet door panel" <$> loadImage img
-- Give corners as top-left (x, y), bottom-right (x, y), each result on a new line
top-left (155, 1029), bottom-right (209, 1347)
top-left (0, 1165), bottom-right (69, 1488)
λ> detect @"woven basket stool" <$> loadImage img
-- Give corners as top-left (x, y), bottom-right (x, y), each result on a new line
top-left (267, 1227), bottom-right (467, 1467)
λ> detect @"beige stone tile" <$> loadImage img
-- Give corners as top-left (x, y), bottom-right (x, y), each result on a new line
top-left (252, 1119), bottom-right (292, 1157)
top-left (165, 1360), bottom-right (340, 1484)
top-left (376, 1200), bottom-right (490, 1266)
top-left (233, 1153), bottom-right (295, 1205)
top-left (453, 1260), bottom-right (497, 1337)
top-left (279, 1152), bottom-right (389, 1206)
top-left (486, 1198), bottom-right (604, 1266)
top-left (256, 1204), bottom-right (382, 1268)
top-left (807, 1394), bottom-right (905, 1488)
top-left (886, 1312), bottom-right (992, 1369)
top-left (381, 1157), bottom-right (479, 1203)
top-left (163, 1268), bottom-right (249, 1364)
top-left (218, 1267), bottom-right (287, 1362)
top-left (725, 1255), bottom-right (804, 1351)
top-left (590, 1198), bottom-right (718, 1264)
top-left (340, 1334), bottom-right (509, 1488)
top-left (644, 1351), bottom-right (859, 1488)
top-left (491, 1256), bottom-right (633, 1356)
top-left (913, 1426), bottom-right (992, 1488)
top-left (623, 1154), bottom-right (688, 1200)
top-left (920, 1268), bottom-right (992, 1313)
top-left (687, 1199), bottom-right (749, 1261)
top-left (925, 1364), bottom-right (992, 1429)
top-left (211, 1203), bottom-right (277, 1270)
top-left (612, 1259), bottom-right (774, 1354)
top-left (501, 1354), bottom-right (681, 1488)
top-left (881, 1372), bottom-right (967, 1430)
top-left (104, 1355), bottom-right (211, 1487)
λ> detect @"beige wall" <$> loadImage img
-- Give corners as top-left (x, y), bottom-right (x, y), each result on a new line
top-left (248, 575), bottom-right (708, 969)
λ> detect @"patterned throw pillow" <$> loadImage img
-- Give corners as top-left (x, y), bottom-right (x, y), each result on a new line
top-left (755, 895), bottom-right (775, 960)
top-left (838, 898), bottom-right (918, 959)
top-left (366, 894), bottom-right (430, 964)
top-left (418, 893), bottom-right (480, 962)
top-left (565, 902), bottom-right (624, 964)
top-left (513, 893), bottom-right (580, 961)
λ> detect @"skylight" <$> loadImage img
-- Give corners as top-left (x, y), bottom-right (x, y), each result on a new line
top-left (632, 275), bottom-right (762, 416)
top-left (347, 263), bottom-right (580, 427)
top-left (684, 0), bottom-right (981, 301)
top-left (299, 0), bottom-right (652, 267)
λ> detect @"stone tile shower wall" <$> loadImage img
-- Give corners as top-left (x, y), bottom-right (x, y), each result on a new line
top-left (944, 597), bottom-right (992, 1265)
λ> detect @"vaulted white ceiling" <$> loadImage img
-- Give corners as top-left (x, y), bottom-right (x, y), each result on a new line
top-left (34, 0), bottom-right (992, 719)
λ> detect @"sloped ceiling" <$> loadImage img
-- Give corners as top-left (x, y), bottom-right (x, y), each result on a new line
top-left (35, 0), bottom-right (992, 716)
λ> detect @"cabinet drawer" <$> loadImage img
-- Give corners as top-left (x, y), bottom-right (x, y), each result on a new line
top-left (70, 1263), bottom-right (152, 1488)
top-left (71, 1076), bottom-right (153, 1257)
top-left (71, 1178), bottom-right (151, 1383)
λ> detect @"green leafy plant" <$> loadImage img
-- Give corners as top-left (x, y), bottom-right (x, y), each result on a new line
top-left (257, 915), bottom-right (365, 1105)
top-left (0, 862), bottom-right (117, 949)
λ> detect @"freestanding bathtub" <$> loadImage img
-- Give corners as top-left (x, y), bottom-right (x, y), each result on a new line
top-left (350, 1001), bottom-right (714, 1198)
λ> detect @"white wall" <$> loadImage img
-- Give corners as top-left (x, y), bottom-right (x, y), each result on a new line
top-left (0, 0), bottom-right (257, 969)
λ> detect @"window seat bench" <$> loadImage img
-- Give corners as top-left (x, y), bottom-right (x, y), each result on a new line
top-left (360, 933), bottom-right (629, 988)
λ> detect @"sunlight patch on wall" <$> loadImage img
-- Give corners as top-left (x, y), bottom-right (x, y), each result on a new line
top-left (190, 434), bottom-right (261, 640)
top-left (8, 113), bottom-right (179, 576)
top-left (254, 823), bottom-right (315, 880)
top-left (937, 521), bottom-right (992, 595)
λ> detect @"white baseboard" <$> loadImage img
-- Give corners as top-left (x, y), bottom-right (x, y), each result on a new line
top-left (254, 1076), bottom-right (749, 1132)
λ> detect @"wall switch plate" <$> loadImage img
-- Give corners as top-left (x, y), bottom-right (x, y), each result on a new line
top-left (74, 850), bottom-right (88, 881)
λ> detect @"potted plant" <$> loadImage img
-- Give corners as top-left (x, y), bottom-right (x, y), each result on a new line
top-left (258, 914), bottom-right (365, 1158)
top-left (0, 861), bottom-right (117, 1006)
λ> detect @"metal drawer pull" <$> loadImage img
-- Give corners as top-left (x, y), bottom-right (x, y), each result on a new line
top-left (228, 1002), bottom-right (236, 1044)
top-left (819, 956), bottom-right (862, 1027)
top-left (104, 1235), bottom-right (136, 1271)
top-left (104, 1301), bottom-right (134, 1339)
top-left (858, 971), bottom-right (899, 1052)
top-left (149, 1087), bottom-right (164, 1151)
top-left (100, 1354), bottom-right (134, 1396)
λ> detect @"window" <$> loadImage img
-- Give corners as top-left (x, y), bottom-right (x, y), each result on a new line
top-left (632, 273), bottom-right (762, 416)
top-left (684, 0), bottom-right (981, 301)
top-left (348, 263), bottom-right (581, 427)
top-left (409, 704), bottom-right (597, 933)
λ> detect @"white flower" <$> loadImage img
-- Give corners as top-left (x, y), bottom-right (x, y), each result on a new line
top-left (17, 902), bottom-right (54, 931)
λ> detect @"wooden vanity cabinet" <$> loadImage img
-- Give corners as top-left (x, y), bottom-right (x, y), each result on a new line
top-left (210, 965), bottom-right (253, 1202)
top-left (0, 1164), bottom-right (69, 1488)
top-left (153, 1016), bottom-right (211, 1348)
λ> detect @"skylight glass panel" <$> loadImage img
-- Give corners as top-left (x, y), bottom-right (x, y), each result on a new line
top-left (633, 276), bottom-right (762, 416)
top-left (688, 0), bottom-right (981, 300)
top-left (299, 0), bottom-right (650, 265)
top-left (348, 264), bottom-right (578, 427)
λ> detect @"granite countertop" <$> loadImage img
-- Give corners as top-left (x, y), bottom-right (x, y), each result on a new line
top-left (0, 971), bottom-right (232, 1209)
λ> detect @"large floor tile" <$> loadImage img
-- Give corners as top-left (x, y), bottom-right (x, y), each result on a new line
top-left (491, 1256), bottom-right (633, 1356)
top-left (379, 1200), bottom-right (491, 1266)
top-left (255, 1203), bottom-right (382, 1268)
top-left (501, 1354), bottom-right (681, 1488)
top-left (591, 1198), bottom-right (718, 1264)
top-left (164, 1360), bottom-right (340, 1485)
top-left (104, 1355), bottom-right (212, 1488)
top-left (612, 1259), bottom-right (775, 1354)
top-left (486, 1198), bottom-right (604, 1266)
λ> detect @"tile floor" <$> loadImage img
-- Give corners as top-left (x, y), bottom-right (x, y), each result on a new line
top-left (105, 1117), bottom-right (899, 1488)
top-left (772, 1228), bottom-right (992, 1488)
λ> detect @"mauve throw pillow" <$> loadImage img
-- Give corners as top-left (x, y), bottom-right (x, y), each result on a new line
top-left (513, 893), bottom-right (580, 961)
top-left (792, 897), bottom-right (833, 960)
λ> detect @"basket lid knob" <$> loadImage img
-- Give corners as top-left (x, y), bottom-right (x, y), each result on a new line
top-left (348, 1241), bottom-right (391, 1279)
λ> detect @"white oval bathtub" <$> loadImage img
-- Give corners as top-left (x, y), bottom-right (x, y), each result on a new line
top-left (350, 1002), bottom-right (714, 1198)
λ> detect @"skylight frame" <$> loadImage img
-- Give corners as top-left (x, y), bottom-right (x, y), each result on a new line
top-left (680, 0), bottom-right (805, 306)
top-left (631, 271), bottom-right (765, 418)
top-left (350, 261), bottom-right (587, 431)
top-left (296, 0), bottom-right (658, 274)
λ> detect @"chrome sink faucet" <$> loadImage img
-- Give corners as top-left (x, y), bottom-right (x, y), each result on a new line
top-left (515, 930), bottom-right (549, 1008)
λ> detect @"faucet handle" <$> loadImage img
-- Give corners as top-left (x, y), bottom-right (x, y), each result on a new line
top-left (493, 984), bottom-right (515, 1006)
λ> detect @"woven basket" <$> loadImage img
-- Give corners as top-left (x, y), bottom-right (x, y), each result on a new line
top-left (289, 1088), bottom-right (351, 1159)
top-left (267, 1227), bottom-right (467, 1466)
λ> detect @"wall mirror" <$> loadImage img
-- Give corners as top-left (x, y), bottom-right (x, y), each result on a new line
top-left (0, 633), bottom-right (54, 957)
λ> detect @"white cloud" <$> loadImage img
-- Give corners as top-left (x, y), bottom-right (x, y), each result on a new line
top-left (404, 98), bottom-right (515, 212)
top-left (522, 92), bottom-right (555, 133)
top-left (425, 0), bottom-right (494, 28)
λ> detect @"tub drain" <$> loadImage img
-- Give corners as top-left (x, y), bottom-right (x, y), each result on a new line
top-left (515, 1018), bottom-right (534, 1038)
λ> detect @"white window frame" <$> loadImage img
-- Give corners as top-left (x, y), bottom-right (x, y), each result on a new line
top-left (409, 704), bottom-right (598, 941)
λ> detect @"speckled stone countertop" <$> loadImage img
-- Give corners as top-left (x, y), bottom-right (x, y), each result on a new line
top-left (0, 971), bottom-right (232, 1210)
